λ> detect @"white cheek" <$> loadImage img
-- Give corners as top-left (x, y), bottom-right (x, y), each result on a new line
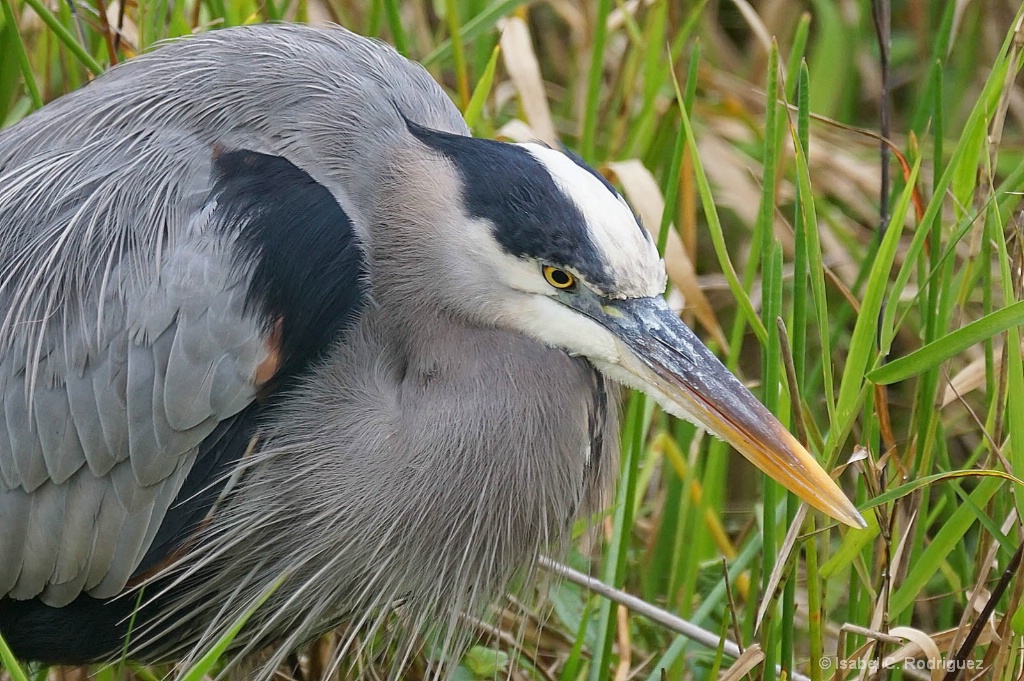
top-left (493, 256), bottom-right (550, 295)
top-left (505, 296), bottom-right (621, 365)
top-left (453, 217), bottom-right (550, 294)
top-left (447, 221), bottom-right (621, 360)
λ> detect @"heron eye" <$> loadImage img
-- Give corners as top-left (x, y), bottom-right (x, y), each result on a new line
top-left (543, 266), bottom-right (576, 290)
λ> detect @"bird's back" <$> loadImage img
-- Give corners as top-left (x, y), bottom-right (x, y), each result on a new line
top-left (0, 22), bottom-right (463, 614)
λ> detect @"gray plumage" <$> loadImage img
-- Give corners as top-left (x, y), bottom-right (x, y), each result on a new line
top-left (0, 20), bottom-right (863, 678)
top-left (0, 23), bottom-right (616, 673)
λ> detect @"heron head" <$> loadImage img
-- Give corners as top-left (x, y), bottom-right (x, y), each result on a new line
top-left (409, 124), bottom-right (865, 529)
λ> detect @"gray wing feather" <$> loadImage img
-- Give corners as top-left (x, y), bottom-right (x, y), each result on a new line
top-left (33, 379), bottom-right (86, 485)
top-left (90, 452), bottom-right (196, 600)
top-left (65, 360), bottom-right (118, 477)
top-left (205, 296), bottom-right (265, 415)
top-left (4, 385), bottom-right (48, 492)
top-left (0, 487), bottom-right (30, 594)
top-left (84, 482), bottom-right (125, 591)
top-left (158, 240), bottom-right (262, 432)
top-left (49, 474), bottom-right (99, 596)
top-left (127, 331), bottom-right (175, 487)
top-left (165, 322), bottom-right (221, 431)
top-left (91, 331), bottom-right (130, 462)
top-left (0, 395), bottom-right (16, 491)
top-left (0, 156), bottom-right (269, 604)
top-left (8, 482), bottom-right (66, 600)
top-left (0, 281), bottom-right (259, 607)
top-left (0, 451), bottom-right (197, 607)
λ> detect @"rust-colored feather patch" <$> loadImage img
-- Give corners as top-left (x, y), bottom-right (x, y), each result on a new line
top-left (254, 318), bottom-right (284, 386)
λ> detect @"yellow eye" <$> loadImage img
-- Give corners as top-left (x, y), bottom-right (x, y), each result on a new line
top-left (543, 266), bottom-right (576, 290)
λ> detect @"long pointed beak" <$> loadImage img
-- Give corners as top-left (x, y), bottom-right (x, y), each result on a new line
top-left (596, 296), bottom-right (865, 529)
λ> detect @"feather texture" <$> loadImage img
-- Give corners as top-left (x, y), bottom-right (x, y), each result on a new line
top-left (0, 25), bottom-right (622, 679)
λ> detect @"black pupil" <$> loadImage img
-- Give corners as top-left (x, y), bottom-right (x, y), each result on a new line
top-left (552, 270), bottom-right (571, 286)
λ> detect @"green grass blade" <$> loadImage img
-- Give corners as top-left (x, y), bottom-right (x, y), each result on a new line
top-left (784, 14), bottom-right (811, 100)
top-left (889, 475), bottom-right (1002, 617)
top-left (579, 0), bottom-right (613, 160)
top-left (868, 300), bottom-right (1024, 384)
top-left (557, 595), bottom-right (594, 681)
top-left (829, 157), bottom-right (921, 452)
top-left (588, 394), bottom-right (645, 681)
top-left (758, 47), bottom-right (785, 671)
top-left (654, 44), bottom-right (696, 254)
top-left (21, 0), bottom-right (103, 75)
top-left (443, 0), bottom-right (469, 109)
top-left (0, 631), bottom-right (30, 681)
top-left (757, 42), bottom-right (781, 292)
top-left (423, 1), bottom-right (527, 66)
top-left (790, 62), bottom-right (809, 386)
top-left (761, 241), bottom-right (784, 680)
top-left (178, 573), bottom-right (288, 681)
top-left (463, 44), bottom-right (500, 129)
top-left (382, 0), bottom-right (407, 55)
top-left (675, 78), bottom-right (767, 343)
top-left (0, 0), bottom-right (41, 109)
top-left (854, 469), bottom-right (1024, 512)
top-left (789, 91), bottom-right (836, 424)
top-left (1005, 307), bottom-right (1024, 532)
top-left (989, 145), bottom-right (1024, 531)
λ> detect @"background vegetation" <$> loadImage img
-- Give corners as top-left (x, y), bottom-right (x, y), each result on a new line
top-left (2, 0), bottom-right (1024, 679)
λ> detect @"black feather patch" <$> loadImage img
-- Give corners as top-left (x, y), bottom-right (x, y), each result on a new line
top-left (587, 370), bottom-right (608, 473)
top-left (0, 593), bottom-right (132, 664)
top-left (211, 149), bottom-right (368, 384)
top-left (406, 122), bottom-right (614, 289)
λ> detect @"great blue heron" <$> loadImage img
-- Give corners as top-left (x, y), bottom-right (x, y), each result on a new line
top-left (0, 23), bottom-right (863, 676)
